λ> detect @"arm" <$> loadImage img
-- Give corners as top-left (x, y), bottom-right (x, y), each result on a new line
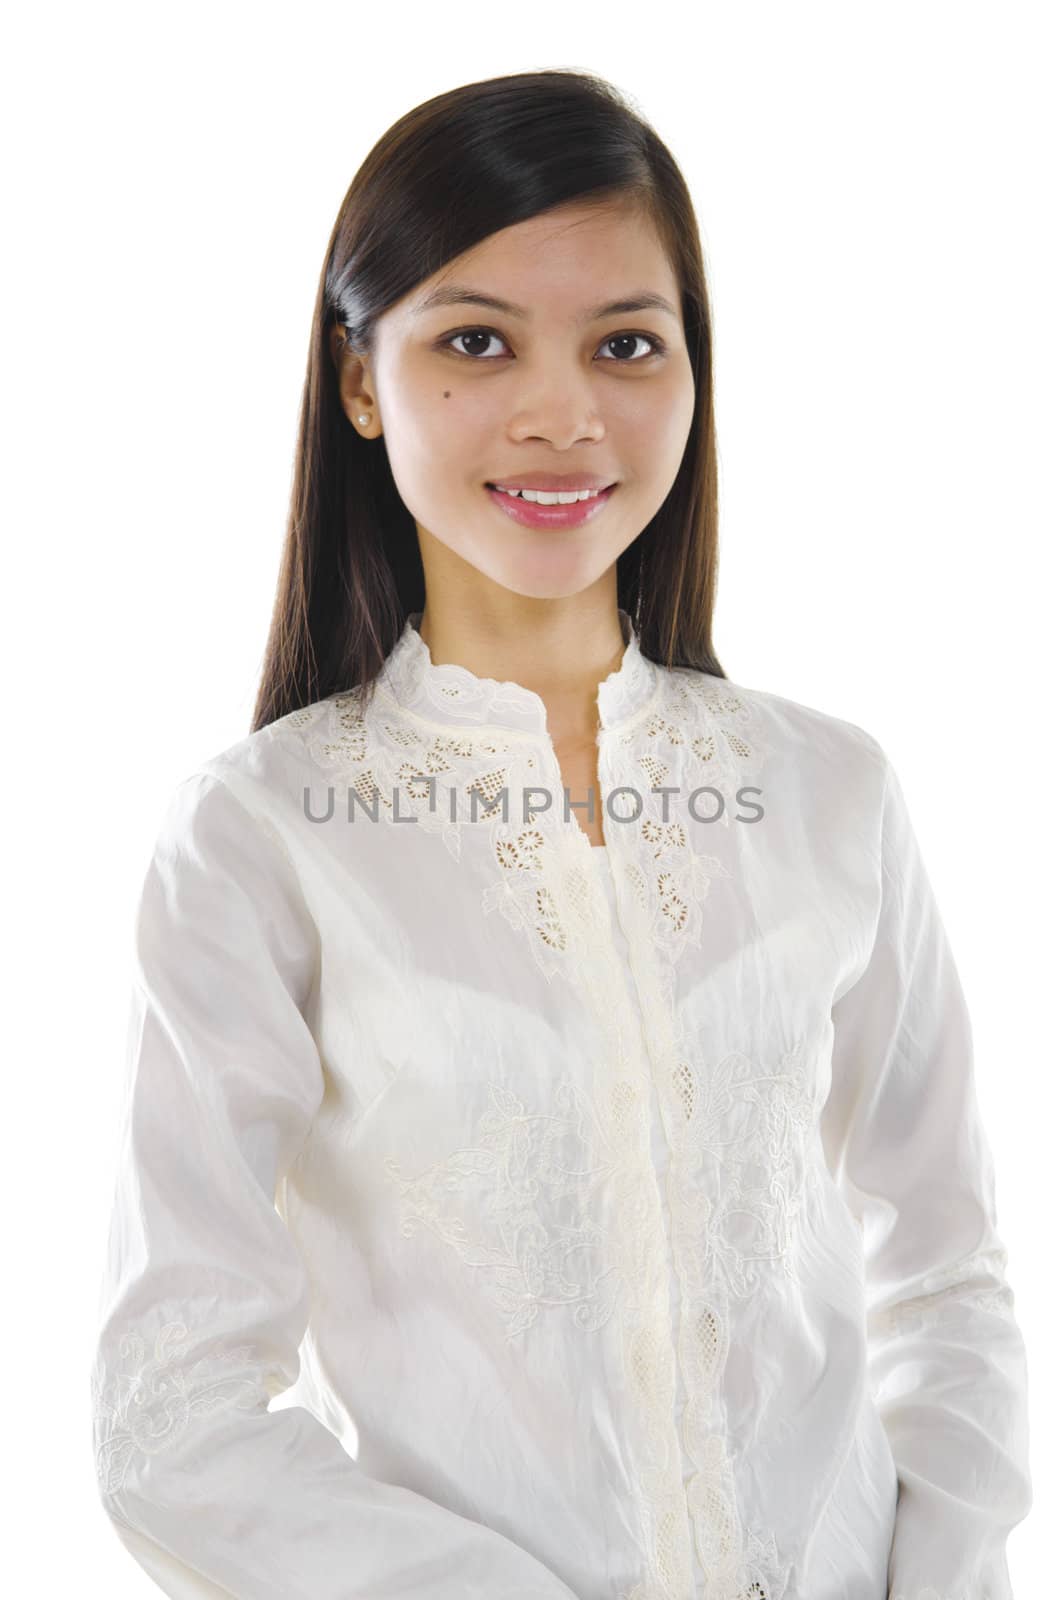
top-left (820, 747), bottom-right (1032, 1599)
top-left (89, 770), bottom-right (580, 1600)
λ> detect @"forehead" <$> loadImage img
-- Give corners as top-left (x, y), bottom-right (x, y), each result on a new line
top-left (393, 201), bottom-right (679, 326)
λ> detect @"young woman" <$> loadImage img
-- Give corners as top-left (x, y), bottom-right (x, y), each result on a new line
top-left (89, 69), bottom-right (1031, 1600)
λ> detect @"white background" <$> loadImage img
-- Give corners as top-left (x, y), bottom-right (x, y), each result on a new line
top-left (3, 2), bottom-right (1054, 1591)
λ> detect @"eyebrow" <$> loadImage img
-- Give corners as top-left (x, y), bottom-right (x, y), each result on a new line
top-left (413, 284), bottom-right (681, 324)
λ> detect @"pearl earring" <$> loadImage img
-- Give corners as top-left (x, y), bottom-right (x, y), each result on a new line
top-left (357, 414), bottom-right (369, 425)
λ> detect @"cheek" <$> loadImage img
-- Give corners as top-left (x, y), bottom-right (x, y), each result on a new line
top-left (376, 352), bottom-right (474, 455)
top-left (606, 366), bottom-right (695, 439)
top-left (405, 389), bottom-right (494, 478)
top-left (645, 370), bottom-right (697, 464)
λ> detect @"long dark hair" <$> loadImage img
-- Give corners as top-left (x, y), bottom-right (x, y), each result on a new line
top-left (251, 68), bottom-right (726, 734)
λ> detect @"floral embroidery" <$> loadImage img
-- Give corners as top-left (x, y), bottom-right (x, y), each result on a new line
top-left (480, 819), bottom-right (585, 977)
top-left (281, 616), bottom-right (789, 1600)
top-left (382, 1079), bottom-right (625, 1341)
top-left (693, 1049), bottom-right (821, 1301)
top-left (90, 610), bottom-right (1029, 1599)
top-left (641, 818), bottom-right (688, 859)
top-left (298, 688), bottom-right (530, 862)
top-left (92, 1319), bottom-right (270, 1497)
top-left (593, 668), bottom-right (788, 1599)
top-left (879, 1244), bottom-right (1015, 1338)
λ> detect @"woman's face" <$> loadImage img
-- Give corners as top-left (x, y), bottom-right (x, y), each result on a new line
top-left (337, 198), bottom-right (696, 601)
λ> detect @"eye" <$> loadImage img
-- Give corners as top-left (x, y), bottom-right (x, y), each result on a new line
top-left (442, 329), bottom-right (509, 360)
top-left (596, 332), bottom-right (667, 362)
top-left (437, 327), bottom-right (667, 362)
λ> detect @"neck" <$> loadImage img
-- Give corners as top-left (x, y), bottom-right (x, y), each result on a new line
top-left (415, 597), bottom-right (629, 745)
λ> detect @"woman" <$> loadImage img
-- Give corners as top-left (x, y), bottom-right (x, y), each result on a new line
top-left (89, 69), bottom-right (1031, 1600)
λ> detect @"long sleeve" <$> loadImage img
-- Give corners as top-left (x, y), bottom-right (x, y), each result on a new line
top-left (88, 770), bottom-right (580, 1600)
top-left (820, 749), bottom-right (1032, 1599)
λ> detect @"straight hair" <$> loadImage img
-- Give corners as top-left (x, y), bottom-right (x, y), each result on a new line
top-left (251, 68), bottom-right (726, 733)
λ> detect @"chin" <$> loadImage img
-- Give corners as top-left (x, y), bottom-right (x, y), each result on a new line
top-left (486, 562), bottom-right (610, 603)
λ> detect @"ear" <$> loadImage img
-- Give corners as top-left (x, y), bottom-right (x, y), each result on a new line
top-left (331, 324), bottom-right (379, 437)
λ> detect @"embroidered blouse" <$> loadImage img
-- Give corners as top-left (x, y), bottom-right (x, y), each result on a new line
top-left (89, 609), bottom-right (1032, 1600)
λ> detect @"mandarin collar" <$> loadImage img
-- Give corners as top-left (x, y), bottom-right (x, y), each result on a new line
top-left (374, 608), bottom-right (659, 736)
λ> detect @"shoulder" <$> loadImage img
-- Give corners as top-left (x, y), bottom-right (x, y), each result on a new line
top-left (664, 664), bottom-right (887, 768)
top-left (657, 664), bottom-right (891, 832)
top-left (160, 693), bottom-right (347, 838)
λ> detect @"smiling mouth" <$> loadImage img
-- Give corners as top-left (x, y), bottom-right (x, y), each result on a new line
top-left (482, 481), bottom-right (619, 529)
top-left (484, 483), bottom-right (617, 502)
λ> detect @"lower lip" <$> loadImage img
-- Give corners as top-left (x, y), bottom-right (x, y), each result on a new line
top-left (485, 483), bottom-right (618, 528)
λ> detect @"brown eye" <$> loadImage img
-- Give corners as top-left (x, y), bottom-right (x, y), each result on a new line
top-left (598, 333), bottom-right (665, 361)
top-left (443, 330), bottom-right (509, 359)
top-left (437, 327), bottom-right (666, 362)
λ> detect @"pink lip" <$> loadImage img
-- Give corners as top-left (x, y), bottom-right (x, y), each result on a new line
top-left (485, 482), bottom-right (618, 529)
top-left (488, 473), bottom-right (615, 492)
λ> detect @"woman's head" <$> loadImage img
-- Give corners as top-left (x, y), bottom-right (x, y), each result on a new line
top-left (332, 194), bottom-right (696, 627)
top-left (252, 69), bottom-right (725, 732)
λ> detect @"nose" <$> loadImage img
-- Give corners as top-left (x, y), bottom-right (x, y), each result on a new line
top-left (509, 407), bottom-right (606, 450)
top-left (505, 359), bottom-right (607, 450)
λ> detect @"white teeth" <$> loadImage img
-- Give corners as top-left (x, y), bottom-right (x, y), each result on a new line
top-left (492, 486), bottom-right (606, 504)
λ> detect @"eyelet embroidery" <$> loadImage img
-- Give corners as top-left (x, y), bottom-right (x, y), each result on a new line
top-left (600, 671), bottom-right (788, 1600)
top-left (92, 1319), bottom-right (271, 1498)
top-left (476, 709), bottom-right (786, 1600)
top-left (279, 636), bottom-right (789, 1600)
top-left (298, 690), bottom-right (530, 861)
top-left (515, 829), bottom-right (703, 1600)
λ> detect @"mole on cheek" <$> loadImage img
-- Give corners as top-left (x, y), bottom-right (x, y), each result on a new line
top-left (443, 391), bottom-right (450, 398)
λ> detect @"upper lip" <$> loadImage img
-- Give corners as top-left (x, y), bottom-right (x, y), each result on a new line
top-left (487, 473), bottom-right (617, 492)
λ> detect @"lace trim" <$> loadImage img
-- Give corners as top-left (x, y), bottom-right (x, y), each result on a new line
top-left (282, 660), bottom-right (795, 1600)
top-left (464, 668), bottom-right (789, 1600)
top-left (92, 1318), bottom-right (271, 1498)
top-left (600, 671), bottom-right (792, 1600)
top-left (373, 607), bottom-right (658, 735)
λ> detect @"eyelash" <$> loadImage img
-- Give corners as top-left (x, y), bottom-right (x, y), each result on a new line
top-left (436, 326), bottom-right (668, 364)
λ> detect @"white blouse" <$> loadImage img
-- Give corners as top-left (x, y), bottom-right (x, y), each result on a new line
top-left (89, 609), bottom-right (1032, 1600)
